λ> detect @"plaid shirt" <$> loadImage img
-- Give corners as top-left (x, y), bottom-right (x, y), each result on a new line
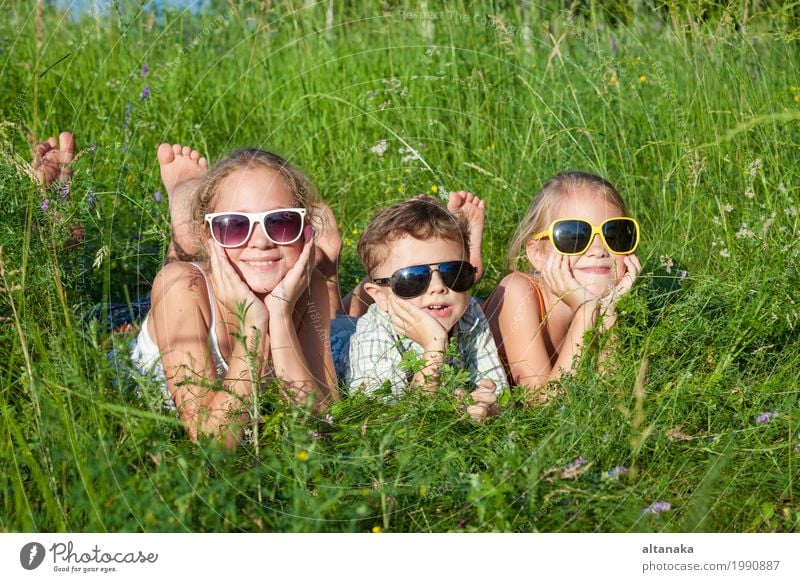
top-left (339, 297), bottom-right (508, 397)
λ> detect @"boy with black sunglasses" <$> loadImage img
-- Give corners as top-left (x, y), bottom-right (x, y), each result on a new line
top-left (336, 198), bottom-right (507, 421)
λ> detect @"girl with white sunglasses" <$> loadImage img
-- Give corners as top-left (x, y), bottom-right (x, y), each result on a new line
top-left (132, 146), bottom-right (338, 446)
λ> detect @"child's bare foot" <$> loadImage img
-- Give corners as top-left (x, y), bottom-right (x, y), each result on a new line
top-left (158, 143), bottom-right (208, 260)
top-left (447, 191), bottom-right (485, 282)
top-left (310, 202), bottom-right (341, 279)
top-left (310, 202), bottom-right (346, 316)
top-left (32, 131), bottom-right (75, 187)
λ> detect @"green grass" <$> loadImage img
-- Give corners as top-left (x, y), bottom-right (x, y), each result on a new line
top-left (0, 0), bottom-right (798, 532)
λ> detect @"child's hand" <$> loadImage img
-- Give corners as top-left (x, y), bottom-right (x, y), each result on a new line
top-left (541, 254), bottom-right (602, 311)
top-left (386, 295), bottom-right (449, 352)
top-left (465, 379), bottom-right (499, 422)
top-left (208, 243), bottom-right (268, 330)
top-left (265, 226), bottom-right (315, 318)
top-left (600, 254), bottom-right (641, 311)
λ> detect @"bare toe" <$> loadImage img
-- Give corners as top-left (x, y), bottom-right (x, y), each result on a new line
top-left (172, 143), bottom-right (183, 156)
top-left (157, 143), bottom-right (176, 165)
top-left (190, 150), bottom-right (200, 161)
top-left (58, 132), bottom-right (76, 157)
top-left (182, 146), bottom-right (191, 157)
top-left (447, 190), bottom-right (466, 212)
top-left (199, 157), bottom-right (208, 168)
top-left (47, 136), bottom-right (57, 148)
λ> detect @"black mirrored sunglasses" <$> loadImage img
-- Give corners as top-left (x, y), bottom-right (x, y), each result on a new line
top-left (371, 260), bottom-right (476, 299)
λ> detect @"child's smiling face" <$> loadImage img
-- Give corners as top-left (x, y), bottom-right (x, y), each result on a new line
top-left (528, 186), bottom-right (630, 297)
top-left (368, 235), bottom-right (470, 333)
top-left (207, 166), bottom-right (303, 295)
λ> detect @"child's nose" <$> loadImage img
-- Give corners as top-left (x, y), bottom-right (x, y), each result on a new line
top-left (249, 224), bottom-right (275, 249)
top-left (427, 270), bottom-right (447, 293)
top-left (584, 233), bottom-right (608, 257)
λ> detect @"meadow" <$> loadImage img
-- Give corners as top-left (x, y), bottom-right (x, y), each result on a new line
top-left (0, 0), bottom-right (798, 532)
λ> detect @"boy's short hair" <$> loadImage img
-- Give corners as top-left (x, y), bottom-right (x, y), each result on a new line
top-left (358, 198), bottom-right (470, 276)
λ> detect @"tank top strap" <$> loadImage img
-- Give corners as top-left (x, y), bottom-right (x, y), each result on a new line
top-left (521, 273), bottom-right (546, 318)
top-left (188, 262), bottom-right (223, 363)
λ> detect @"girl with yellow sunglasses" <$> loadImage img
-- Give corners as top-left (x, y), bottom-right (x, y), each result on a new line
top-left (483, 172), bottom-right (641, 402)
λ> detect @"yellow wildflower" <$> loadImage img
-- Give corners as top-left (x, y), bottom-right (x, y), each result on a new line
top-left (639, 75), bottom-right (647, 82)
top-left (296, 450), bottom-right (309, 462)
top-left (431, 185), bottom-right (438, 194)
top-left (372, 525), bottom-right (382, 533)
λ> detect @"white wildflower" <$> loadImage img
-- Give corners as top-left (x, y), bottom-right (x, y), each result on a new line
top-left (719, 248), bottom-right (730, 258)
top-left (786, 206), bottom-right (798, 217)
top-left (712, 216), bottom-right (721, 225)
top-left (370, 140), bottom-right (389, 157)
top-left (747, 158), bottom-right (762, 178)
top-left (735, 224), bottom-right (755, 239)
top-left (778, 182), bottom-right (787, 194)
top-left (723, 203), bottom-right (734, 213)
top-left (659, 255), bottom-right (674, 273)
top-left (745, 189), bottom-right (755, 199)
top-left (400, 146), bottom-right (422, 163)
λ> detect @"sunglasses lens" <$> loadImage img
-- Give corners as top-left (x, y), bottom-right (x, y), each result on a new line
top-left (552, 220), bottom-right (592, 254)
top-left (391, 266), bottom-right (431, 299)
top-left (264, 210), bottom-right (304, 244)
top-left (603, 219), bottom-right (638, 253)
top-left (438, 261), bottom-right (476, 292)
top-left (210, 214), bottom-right (252, 247)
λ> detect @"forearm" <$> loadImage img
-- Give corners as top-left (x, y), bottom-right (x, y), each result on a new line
top-left (180, 343), bottom-right (262, 447)
top-left (546, 301), bottom-right (599, 382)
top-left (268, 317), bottom-right (328, 409)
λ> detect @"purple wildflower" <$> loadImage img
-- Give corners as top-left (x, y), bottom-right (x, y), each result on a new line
top-left (325, 413), bottom-right (334, 425)
top-left (566, 456), bottom-right (587, 471)
top-left (643, 501), bottom-right (672, 514)
top-left (58, 183), bottom-right (70, 199)
top-left (41, 198), bottom-right (50, 211)
top-left (309, 431), bottom-right (321, 440)
top-left (87, 190), bottom-right (96, 208)
top-left (141, 64), bottom-right (149, 77)
top-left (153, 190), bottom-right (162, 203)
top-left (756, 411), bottom-right (779, 425)
top-left (679, 270), bottom-right (688, 283)
top-left (140, 86), bottom-right (150, 101)
top-left (608, 465), bottom-right (629, 479)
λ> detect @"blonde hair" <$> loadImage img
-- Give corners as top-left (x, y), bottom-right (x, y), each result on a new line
top-left (190, 148), bottom-right (320, 257)
top-left (507, 171), bottom-right (630, 271)
top-left (358, 198), bottom-right (470, 277)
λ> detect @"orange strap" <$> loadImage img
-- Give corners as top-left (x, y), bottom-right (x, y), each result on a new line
top-left (523, 273), bottom-right (546, 318)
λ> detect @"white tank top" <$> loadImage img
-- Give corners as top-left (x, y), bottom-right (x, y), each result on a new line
top-left (130, 263), bottom-right (228, 408)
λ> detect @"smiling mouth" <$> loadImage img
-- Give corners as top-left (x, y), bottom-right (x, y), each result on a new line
top-left (577, 266), bottom-right (612, 275)
top-left (243, 259), bottom-right (280, 269)
top-left (426, 304), bottom-right (452, 317)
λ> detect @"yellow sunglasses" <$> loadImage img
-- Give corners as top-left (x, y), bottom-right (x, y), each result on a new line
top-left (532, 217), bottom-right (640, 256)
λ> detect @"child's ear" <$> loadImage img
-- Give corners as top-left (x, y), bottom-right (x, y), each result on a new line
top-left (363, 282), bottom-right (389, 311)
top-left (525, 239), bottom-right (546, 273)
